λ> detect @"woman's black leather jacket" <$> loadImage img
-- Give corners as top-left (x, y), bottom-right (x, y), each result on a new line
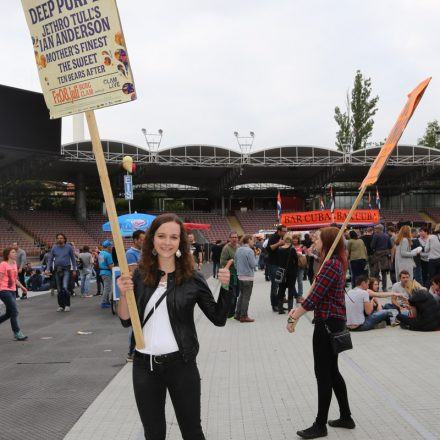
top-left (120, 270), bottom-right (231, 361)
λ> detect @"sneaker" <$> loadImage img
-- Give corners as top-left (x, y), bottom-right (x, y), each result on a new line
top-left (328, 417), bottom-right (355, 429)
top-left (126, 353), bottom-right (134, 362)
top-left (84, 294), bottom-right (93, 298)
top-left (14, 331), bottom-right (28, 341)
top-left (64, 306), bottom-right (70, 312)
top-left (56, 307), bottom-right (64, 312)
top-left (374, 321), bottom-right (387, 329)
top-left (100, 303), bottom-right (111, 309)
top-left (21, 295), bottom-right (28, 300)
top-left (297, 423), bottom-right (327, 439)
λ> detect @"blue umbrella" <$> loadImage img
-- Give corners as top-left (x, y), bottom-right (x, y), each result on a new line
top-left (102, 212), bottom-right (156, 237)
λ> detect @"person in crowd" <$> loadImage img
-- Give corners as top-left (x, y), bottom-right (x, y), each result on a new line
top-left (11, 242), bottom-right (27, 300)
top-left (210, 239), bottom-right (223, 278)
top-left (383, 270), bottom-right (422, 314)
top-left (306, 231), bottom-right (321, 284)
top-left (220, 231), bottom-right (240, 318)
top-left (92, 246), bottom-right (103, 296)
top-left (27, 269), bottom-right (50, 292)
top-left (424, 224), bottom-right (440, 282)
top-left (360, 227), bottom-right (374, 275)
top-left (394, 225), bottom-right (422, 279)
top-left (188, 233), bottom-right (203, 270)
top-left (302, 233), bottom-right (312, 280)
top-left (345, 275), bottom-right (389, 331)
top-left (262, 236), bottom-right (271, 281)
top-left (0, 247), bottom-right (28, 340)
top-left (411, 228), bottom-right (423, 284)
top-left (69, 241), bottom-right (81, 294)
top-left (288, 227), bottom-right (354, 439)
top-left (46, 233), bottom-right (77, 312)
top-left (117, 213), bottom-right (231, 440)
top-left (254, 236), bottom-right (265, 271)
top-left (234, 235), bottom-right (258, 322)
top-left (347, 230), bottom-right (368, 288)
top-left (125, 230), bottom-right (146, 362)
top-left (276, 234), bottom-right (299, 314)
top-left (291, 234), bottom-right (306, 299)
top-left (429, 274), bottom-right (440, 304)
top-left (396, 288), bottom-right (440, 331)
top-left (98, 240), bottom-right (114, 309)
top-left (266, 225), bottom-right (288, 312)
top-left (418, 227), bottom-right (430, 288)
top-left (370, 224), bottom-right (392, 292)
top-left (78, 245), bottom-right (93, 298)
top-left (387, 226), bottom-right (397, 285)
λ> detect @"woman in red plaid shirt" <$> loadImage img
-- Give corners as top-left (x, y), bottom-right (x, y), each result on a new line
top-left (288, 227), bottom-right (355, 439)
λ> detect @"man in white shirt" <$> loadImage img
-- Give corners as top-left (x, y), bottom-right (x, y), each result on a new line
top-left (346, 275), bottom-right (390, 331)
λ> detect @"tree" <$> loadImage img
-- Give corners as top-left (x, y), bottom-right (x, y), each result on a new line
top-left (334, 92), bottom-right (352, 152)
top-left (418, 120), bottom-right (440, 148)
top-left (334, 70), bottom-right (379, 151)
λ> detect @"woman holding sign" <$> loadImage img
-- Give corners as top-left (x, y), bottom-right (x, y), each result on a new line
top-left (117, 213), bottom-right (232, 440)
top-left (287, 227), bottom-right (354, 439)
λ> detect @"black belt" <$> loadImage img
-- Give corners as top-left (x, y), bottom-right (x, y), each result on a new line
top-left (134, 351), bottom-right (181, 364)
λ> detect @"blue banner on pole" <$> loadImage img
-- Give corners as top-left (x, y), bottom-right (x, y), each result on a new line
top-left (124, 175), bottom-right (133, 200)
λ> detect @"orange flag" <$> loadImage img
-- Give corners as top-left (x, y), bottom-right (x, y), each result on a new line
top-left (360, 77), bottom-right (431, 189)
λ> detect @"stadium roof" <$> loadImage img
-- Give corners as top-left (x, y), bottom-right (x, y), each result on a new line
top-left (2, 141), bottom-right (440, 196)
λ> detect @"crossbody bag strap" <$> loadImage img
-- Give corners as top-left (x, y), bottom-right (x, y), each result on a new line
top-left (141, 286), bottom-right (172, 328)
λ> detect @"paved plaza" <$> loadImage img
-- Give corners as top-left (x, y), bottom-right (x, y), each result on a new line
top-left (1, 269), bottom-right (440, 440)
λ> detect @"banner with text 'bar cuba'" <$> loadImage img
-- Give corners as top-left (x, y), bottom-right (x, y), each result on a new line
top-left (21, 0), bottom-right (136, 119)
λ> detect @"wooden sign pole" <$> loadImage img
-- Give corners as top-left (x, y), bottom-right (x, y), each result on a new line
top-left (85, 110), bottom-right (145, 349)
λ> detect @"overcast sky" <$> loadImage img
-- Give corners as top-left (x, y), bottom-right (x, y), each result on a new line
top-left (5, 0), bottom-right (440, 151)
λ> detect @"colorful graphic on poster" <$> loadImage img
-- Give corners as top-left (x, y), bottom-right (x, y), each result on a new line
top-left (21, 0), bottom-right (136, 119)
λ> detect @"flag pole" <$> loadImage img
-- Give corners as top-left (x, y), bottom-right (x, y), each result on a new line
top-left (298, 76), bottom-right (431, 305)
top-left (86, 110), bottom-right (145, 349)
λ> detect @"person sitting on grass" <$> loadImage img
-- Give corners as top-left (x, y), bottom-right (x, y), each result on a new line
top-left (396, 288), bottom-right (440, 331)
top-left (383, 270), bottom-right (422, 315)
top-left (346, 275), bottom-right (390, 331)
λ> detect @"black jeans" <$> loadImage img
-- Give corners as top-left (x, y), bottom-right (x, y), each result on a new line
top-left (349, 259), bottom-right (366, 288)
top-left (428, 258), bottom-right (440, 282)
top-left (133, 354), bottom-right (205, 440)
top-left (313, 320), bottom-right (351, 426)
top-left (277, 282), bottom-right (297, 310)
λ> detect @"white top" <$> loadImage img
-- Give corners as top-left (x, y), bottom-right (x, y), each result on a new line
top-left (424, 234), bottom-right (440, 260)
top-left (136, 284), bottom-right (179, 356)
top-left (345, 287), bottom-right (369, 326)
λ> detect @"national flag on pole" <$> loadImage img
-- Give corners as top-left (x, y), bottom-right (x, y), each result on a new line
top-left (329, 186), bottom-right (335, 213)
top-left (368, 191), bottom-right (372, 209)
top-left (277, 191), bottom-right (282, 222)
top-left (319, 196), bottom-right (325, 210)
top-left (376, 187), bottom-right (381, 210)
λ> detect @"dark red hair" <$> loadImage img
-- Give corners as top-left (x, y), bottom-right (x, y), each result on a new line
top-left (319, 227), bottom-right (348, 274)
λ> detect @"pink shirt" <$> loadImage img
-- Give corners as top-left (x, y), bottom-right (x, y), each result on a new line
top-left (0, 261), bottom-right (18, 291)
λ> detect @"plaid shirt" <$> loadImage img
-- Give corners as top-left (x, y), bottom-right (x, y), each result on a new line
top-left (302, 256), bottom-right (346, 322)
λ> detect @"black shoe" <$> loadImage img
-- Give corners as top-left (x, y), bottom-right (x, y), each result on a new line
top-left (328, 418), bottom-right (355, 429)
top-left (297, 423), bottom-right (327, 439)
top-left (272, 306), bottom-right (279, 312)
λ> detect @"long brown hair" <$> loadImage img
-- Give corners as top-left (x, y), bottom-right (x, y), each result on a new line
top-left (395, 225), bottom-right (412, 246)
top-left (139, 213), bottom-right (194, 286)
top-left (319, 227), bottom-right (348, 273)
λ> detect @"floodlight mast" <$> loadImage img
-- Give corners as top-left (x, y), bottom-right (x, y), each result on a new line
top-left (141, 128), bottom-right (163, 163)
top-left (234, 131), bottom-right (255, 175)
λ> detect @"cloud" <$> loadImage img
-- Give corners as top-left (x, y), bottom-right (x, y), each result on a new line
top-left (5, 0), bottom-right (440, 150)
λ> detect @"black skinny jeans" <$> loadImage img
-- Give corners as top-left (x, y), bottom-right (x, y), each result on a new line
top-left (133, 354), bottom-right (205, 440)
top-left (313, 319), bottom-right (352, 426)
